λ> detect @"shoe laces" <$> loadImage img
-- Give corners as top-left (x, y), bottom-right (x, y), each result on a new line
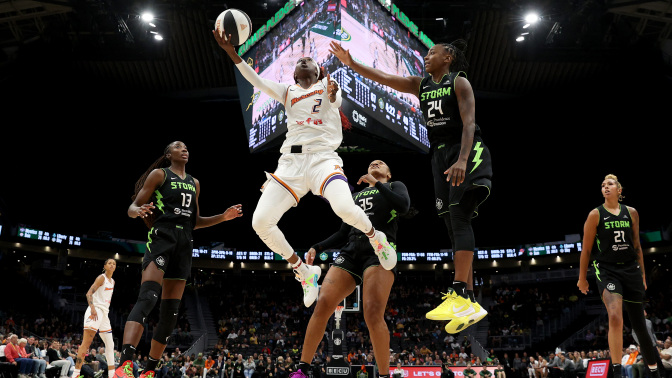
top-left (436, 290), bottom-right (458, 309)
top-left (123, 362), bottom-right (133, 377)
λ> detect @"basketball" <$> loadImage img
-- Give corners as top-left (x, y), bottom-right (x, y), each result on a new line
top-left (214, 9), bottom-right (252, 46)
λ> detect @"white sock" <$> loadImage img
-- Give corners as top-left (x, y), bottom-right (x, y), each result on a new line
top-left (291, 258), bottom-right (309, 278)
top-left (109, 369), bottom-right (115, 378)
top-left (648, 365), bottom-right (657, 371)
top-left (72, 369), bottom-right (80, 378)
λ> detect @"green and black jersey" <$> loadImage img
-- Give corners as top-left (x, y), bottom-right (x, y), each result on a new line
top-left (419, 71), bottom-right (482, 148)
top-left (312, 181), bottom-right (410, 254)
top-left (151, 168), bottom-right (197, 229)
top-left (592, 204), bottom-right (636, 263)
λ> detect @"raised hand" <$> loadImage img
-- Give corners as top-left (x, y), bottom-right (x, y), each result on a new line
top-left (329, 41), bottom-right (353, 66)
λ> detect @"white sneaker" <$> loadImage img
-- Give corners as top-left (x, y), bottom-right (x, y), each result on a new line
top-left (369, 230), bottom-right (397, 270)
top-left (295, 264), bottom-right (321, 307)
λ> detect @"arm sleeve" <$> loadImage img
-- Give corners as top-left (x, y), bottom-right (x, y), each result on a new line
top-left (324, 77), bottom-right (342, 108)
top-left (312, 222), bottom-right (350, 251)
top-left (374, 181), bottom-right (410, 214)
top-left (235, 61), bottom-right (289, 104)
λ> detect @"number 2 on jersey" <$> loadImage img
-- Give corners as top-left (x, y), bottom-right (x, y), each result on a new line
top-left (312, 99), bottom-right (322, 114)
top-left (614, 230), bottom-right (625, 243)
top-left (427, 100), bottom-right (443, 118)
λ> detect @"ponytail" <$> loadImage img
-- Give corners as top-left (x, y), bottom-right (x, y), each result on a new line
top-left (131, 142), bottom-right (174, 228)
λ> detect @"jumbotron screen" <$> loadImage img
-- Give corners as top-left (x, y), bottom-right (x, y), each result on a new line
top-left (233, 0), bottom-right (432, 153)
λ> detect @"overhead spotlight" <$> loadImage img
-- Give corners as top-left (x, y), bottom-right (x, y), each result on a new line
top-left (524, 13), bottom-right (539, 24)
top-left (516, 36), bottom-right (525, 42)
top-left (436, 18), bottom-right (444, 21)
top-left (523, 24), bottom-right (531, 29)
top-left (154, 34), bottom-right (164, 41)
top-left (149, 22), bottom-right (156, 28)
top-left (141, 12), bottom-right (154, 22)
top-left (521, 32), bottom-right (529, 35)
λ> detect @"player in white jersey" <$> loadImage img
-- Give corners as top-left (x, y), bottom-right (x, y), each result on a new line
top-left (213, 28), bottom-right (398, 307)
top-left (72, 259), bottom-right (117, 378)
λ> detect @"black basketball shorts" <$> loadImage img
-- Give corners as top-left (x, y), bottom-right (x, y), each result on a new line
top-left (331, 237), bottom-right (397, 285)
top-left (142, 224), bottom-right (194, 280)
top-left (431, 139), bottom-right (492, 217)
top-left (593, 260), bottom-right (645, 303)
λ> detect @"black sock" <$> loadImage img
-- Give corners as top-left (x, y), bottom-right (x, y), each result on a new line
top-left (298, 362), bottom-right (310, 375)
top-left (612, 364), bottom-right (622, 377)
top-left (145, 357), bottom-right (159, 373)
top-left (120, 344), bottom-right (136, 366)
top-left (467, 290), bottom-right (475, 302)
top-left (452, 281), bottom-right (468, 299)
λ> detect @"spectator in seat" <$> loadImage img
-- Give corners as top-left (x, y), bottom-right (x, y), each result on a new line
top-left (5, 334), bottom-right (35, 378)
top-left (25, 337), bottom-right (47, 378)
top-left (47, 341), bottom-right (72, 378)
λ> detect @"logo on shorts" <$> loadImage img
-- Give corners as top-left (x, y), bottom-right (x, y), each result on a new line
top-left (335, 256), bottom-right (345, 264)
top-left (320, 252), bottom-right (328, 261)
top-left (436, 198), bottom-right (443, 210)
top-left (174, 208), bottom-right (182, 215)
top-left (156, 256), bottom-right (166, 267)
top-left (334, 338), bottom-right (342, 346)
top-left (607, 283), bottom-right (615, 291)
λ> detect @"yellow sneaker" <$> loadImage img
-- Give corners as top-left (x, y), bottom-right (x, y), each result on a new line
top-left (426, 289), bottom-right (475, 320)
top-left (444, 301), bottom-right (488, 333)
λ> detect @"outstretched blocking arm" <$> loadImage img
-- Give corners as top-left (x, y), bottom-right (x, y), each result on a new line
top-left (329, 41), bottom-right (422, 96)
top-left (213, 29), bottom-right (288, 103)
top-left (577, 209), bottom-right (599, 294)
top-left (192, 178), bottom-right (243, 230)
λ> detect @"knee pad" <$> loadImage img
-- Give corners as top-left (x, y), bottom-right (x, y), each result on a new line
top-left (152, 299), bottom-right (180, 344)
top-left (127, 281), bottom-right (162, 324)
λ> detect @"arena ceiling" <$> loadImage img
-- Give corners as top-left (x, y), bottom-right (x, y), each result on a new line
top-left (1, 0), bottom-right (671, 100)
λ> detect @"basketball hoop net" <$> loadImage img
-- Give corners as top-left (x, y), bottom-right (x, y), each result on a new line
top-left (335, 305), bottom-right (345, 328)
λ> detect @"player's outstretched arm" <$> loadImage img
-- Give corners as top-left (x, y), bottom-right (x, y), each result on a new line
top-left (213, 28), bottom-right (287, 103)
top-left (329, 41), bottom-right (422, 97)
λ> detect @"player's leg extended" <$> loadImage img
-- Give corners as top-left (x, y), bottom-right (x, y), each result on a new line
top-left (322, 179), bottom-right (396, 270)
top-left (298, 268), bottom-right (356, 373)
top-left (252, 181), bottom-right (321, 306)
top-left (116, 263), bottom-right (164, 378)
top-left (362, 266), bottom-right (395, 376)
top-left (623, 302), bottom-right (661, 377)
top-left (72, 329), bottom-right (96, 378)
top-left (141, 279), bottom-right (186, 378)
top-left (602, 289), bottom-right (624, 378)
top-left (98, 331), bottom-right (116, 378)
top-left (427, 194), bottom-right (478, 322)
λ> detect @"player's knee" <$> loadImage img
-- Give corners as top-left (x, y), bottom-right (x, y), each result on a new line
top-left (331, 200), bottom-right (360, 224)
top-left (362, 301), bottom-right (385, 325)
top-left (127, 281), bottom-right (161, 324)
top-left (251, 209), bottom-right (276, 236)
top-left (153, 299), bottom-right (180, 344)
top-left (313, 298), bottom-right (338, 320)
top-left (608, 311), bottom-right (623, 327)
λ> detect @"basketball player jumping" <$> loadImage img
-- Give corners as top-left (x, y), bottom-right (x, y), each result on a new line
top-left (213, 29), bottom-right (398, 308)
top-left (292, 160), bottom-right (410, 378)
top-left (330, 40), bottom-right (491, 333)
top-left (577, 174), bottom-right (661, 378)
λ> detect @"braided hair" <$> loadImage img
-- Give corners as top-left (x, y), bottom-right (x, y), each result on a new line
top-left (439, 39), bottom-right (469, 72)
top-left (131, 141), bottom-right (176, 228)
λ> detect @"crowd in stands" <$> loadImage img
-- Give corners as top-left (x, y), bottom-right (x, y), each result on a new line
top-left (2, 256), bottom-right (671, 378)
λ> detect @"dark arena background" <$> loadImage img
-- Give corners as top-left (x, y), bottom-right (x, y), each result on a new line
top-left (1, 0), bottom-right (671, 377)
